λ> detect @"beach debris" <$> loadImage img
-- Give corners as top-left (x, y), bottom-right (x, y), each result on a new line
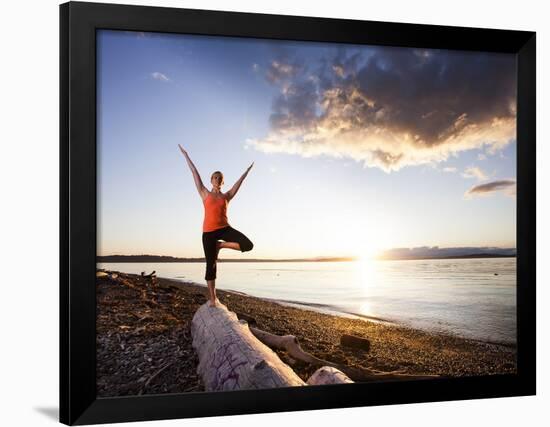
top-left (141, 270), bottom-right (157, 279)
top-left (141, 270), bottom-right (157, 278)
top-left (138, 360), bottom-right (177, 395)
top-left (191, 302), bottom-right (434, 388)
top-left (96, 270), bottom-right (203, 397)
top-left (306, 366), bottom-right (354, 385)
top-left (248, 324), bottom-right (438, 382)
top-left (249, 327), bottom-right (329, 366)
top-left (340, 334), bottom-right (371, 352)
top-left (97, 269), bottom-right (492, 398)
top-left (249, 326), bottom-right (369, 381)
top-left (140, 270), bottom-right (158, 290)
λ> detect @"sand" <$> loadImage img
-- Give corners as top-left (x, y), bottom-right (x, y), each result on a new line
top-left (96, 271), bottom-right (516, 398)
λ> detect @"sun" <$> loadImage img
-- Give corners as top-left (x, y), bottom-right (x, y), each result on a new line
top-left (362, 244), bottom-right (383, 260)
top-left (347, 219), bottom-right (391, 261)
top-left (355, 241), bottom-right (384, 261)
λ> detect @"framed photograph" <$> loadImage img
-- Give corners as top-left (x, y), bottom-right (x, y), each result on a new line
top-left (60, 1), bottom-right (536, 425)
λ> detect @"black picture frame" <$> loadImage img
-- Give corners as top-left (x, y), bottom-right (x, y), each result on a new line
top-left (60, 1), bottom-right (536, 425)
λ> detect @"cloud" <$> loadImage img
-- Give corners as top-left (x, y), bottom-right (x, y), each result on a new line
top-left (442, 167), bottom-right (457, 173)
top-left (264, 51), bottom-right (305, 85)
top-left (462, 166), bottom-right (488, 181)
top-left (465, 179), bottom-right (516, 198)
top-left (151, 72), bottom-right (171, 82)
top-left (247, 46), bottom-right (516, 172)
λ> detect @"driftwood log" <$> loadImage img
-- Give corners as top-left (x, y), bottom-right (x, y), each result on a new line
top-left (191, 302), bottom-right (306, 391)
top-left (248, 325), bottom-right (436, 382)
top-left (249, 327), bottom-right (337, 366)
top-left (191, 302), bottom-right (438, 390)
top-left (307, 366), bottom-right (354, 385)
top-left (191, 302), bottom-right (353, 391)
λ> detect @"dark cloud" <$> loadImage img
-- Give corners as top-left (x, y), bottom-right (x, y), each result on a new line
top-left (264, 48), bottom-right (306, 85)
top-left (466, 179), bottom-right (516, 197)
top-left (248, 46), bottom-right (516, 172)
top-left (352, 47), bottom-right (515, 145)
top-left (269, 79), bottom-right (319, 132)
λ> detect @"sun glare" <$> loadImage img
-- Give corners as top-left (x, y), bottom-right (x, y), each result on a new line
top-left (353, 236), bottom-right (385, 262)
top-left (360, 244), bottom-right (383, 260)
top-left (351, 221), bottom-right (390, 261)
top-left (355, 253), bottom-right (379, 285)
top-left (354, 232), bottom-right (385, 288)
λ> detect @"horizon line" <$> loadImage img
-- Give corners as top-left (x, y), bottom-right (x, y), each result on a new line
top-left (97, 251), bottom-right (517, 263)
top-left (97, 245), bottom-right (517, 260)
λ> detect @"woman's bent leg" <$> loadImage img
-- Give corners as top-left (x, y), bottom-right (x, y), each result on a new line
top-left (219, 227), bottom-right (254, 253)
top-left (218, 241), bottom-right (241, 251)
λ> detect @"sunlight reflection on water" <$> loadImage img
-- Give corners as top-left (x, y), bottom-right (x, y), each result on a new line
top-left (99, 257), bottom-right (516, 344)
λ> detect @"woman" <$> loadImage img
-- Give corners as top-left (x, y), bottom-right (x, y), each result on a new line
top-left (178, 144), bottom-right (254, 307)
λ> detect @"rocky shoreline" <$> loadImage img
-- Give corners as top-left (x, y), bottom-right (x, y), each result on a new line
top-left (96, 270), bottom-right (516, 397)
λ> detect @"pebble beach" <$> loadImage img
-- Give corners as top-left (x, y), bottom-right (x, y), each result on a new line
top-left (96, 270), bottom-right (517, 397)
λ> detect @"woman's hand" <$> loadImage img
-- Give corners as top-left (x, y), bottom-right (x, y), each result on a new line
top-left (246, 162), bottom-right (254, 174)
top-left (178, 144), bottom-right (187, 156)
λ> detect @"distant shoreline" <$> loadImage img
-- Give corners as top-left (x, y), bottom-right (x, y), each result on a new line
top-left (97, 254), bottom-right (516, 263)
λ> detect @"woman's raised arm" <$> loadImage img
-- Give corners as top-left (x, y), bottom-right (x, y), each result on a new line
top-left (226, 162), bottom-right (254, 201)
top-left (178, 144), bottom-right (208, 200)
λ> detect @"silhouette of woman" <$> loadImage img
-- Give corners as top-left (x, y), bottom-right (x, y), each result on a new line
top-left (178, 144), bottom-right (254, 307)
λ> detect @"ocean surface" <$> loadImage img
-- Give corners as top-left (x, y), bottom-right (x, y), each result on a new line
top-left (98, 257), bottom-right (516, 345)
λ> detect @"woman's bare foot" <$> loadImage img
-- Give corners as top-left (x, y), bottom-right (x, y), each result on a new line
top-left (208, 298), bottom-right (220, 307)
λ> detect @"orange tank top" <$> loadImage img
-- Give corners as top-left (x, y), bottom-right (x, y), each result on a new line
top-left (202, 193), bottom-right (229, 232)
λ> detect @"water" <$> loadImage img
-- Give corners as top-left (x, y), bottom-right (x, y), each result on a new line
top-left (98, 257), bottom-right (516, 345)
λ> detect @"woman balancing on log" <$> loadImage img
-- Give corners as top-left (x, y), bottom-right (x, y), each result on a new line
top-left (178, 144), bottom-right (255, 307)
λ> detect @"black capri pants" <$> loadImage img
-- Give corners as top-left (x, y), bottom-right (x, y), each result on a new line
top-left (202, 225), bottom-right (254, 280)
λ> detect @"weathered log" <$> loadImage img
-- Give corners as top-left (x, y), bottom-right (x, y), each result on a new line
top-left (249, 327), bottom-right (331, 366)
top-left (191, 302), bottom-right (306, 391)
top-left (249, 326), bottom-right (439, 382)
top-left (248, 326), bottom-right (379, 381)
top-left (340, 334), bottom-right (371, 352)
top-left (191, 302), bottom-right (436, 390)
top-left (307, 366), bottom-right (354, 385)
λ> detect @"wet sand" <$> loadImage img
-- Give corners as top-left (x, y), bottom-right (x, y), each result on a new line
top-left (96, 270), bottom-right (516, 397)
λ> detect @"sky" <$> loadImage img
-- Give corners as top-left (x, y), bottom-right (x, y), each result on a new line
top-left (97, 30), bottom-right (517, 259)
